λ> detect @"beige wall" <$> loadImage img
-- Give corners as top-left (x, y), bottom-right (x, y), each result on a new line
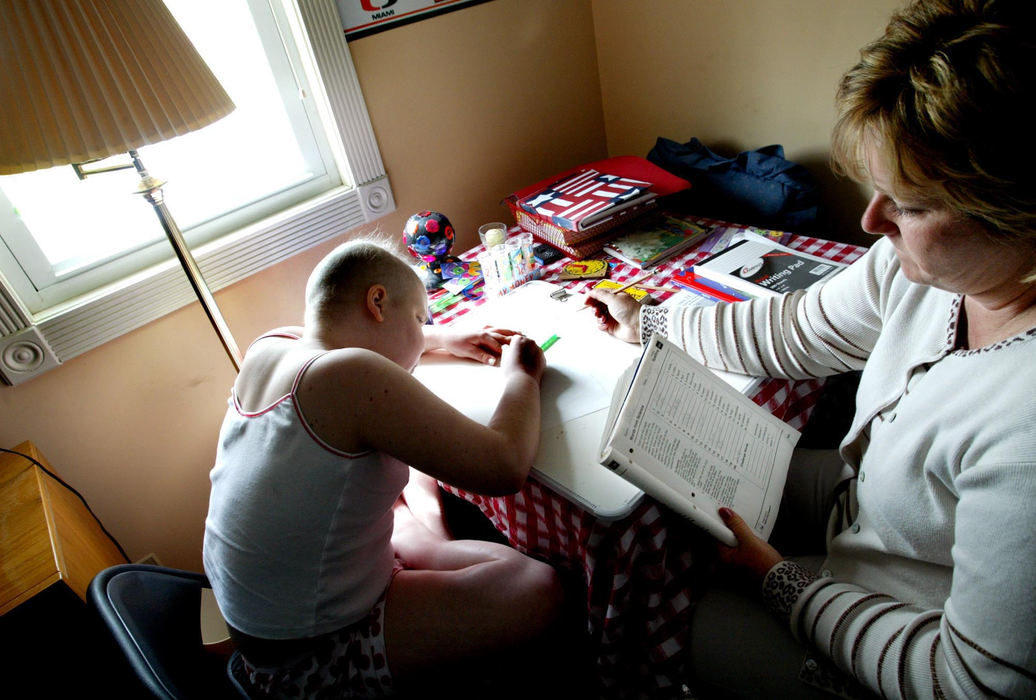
top-left (592, 0), bottom-right (904, 245)
top-left (1, 0), bottom-right (898, 572)
top-left (348, 0), bottom-right (607, 252)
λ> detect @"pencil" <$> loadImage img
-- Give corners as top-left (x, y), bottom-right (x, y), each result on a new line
top-left (633, 285), bottom-right (681, 293)
top-left (612, 271), bottom-right (655, 294)
top-left (540, 334), bottom-right (560, 351)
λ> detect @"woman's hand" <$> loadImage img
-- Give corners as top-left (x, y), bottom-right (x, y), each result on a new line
top-left (717, 507), bottom-right (784, 586)
top-left (585, 289), bottom-right (642, 344)
top-left (499, 334), bottom-right (546, 383)
top-left (425, 325), bottom-right (518, 365)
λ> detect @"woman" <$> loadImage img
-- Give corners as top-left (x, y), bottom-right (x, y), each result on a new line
top-left (587, 1), bottom-right (1035, 697)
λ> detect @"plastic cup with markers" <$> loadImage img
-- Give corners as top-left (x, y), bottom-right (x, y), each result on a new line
top-left (516, 231), bottom-right (535, 274)
top-left (476, 223), bottom-right (541, 296)
top-left (504, 237), bottom-right (524, 279)
top-left (476, 250), bottom-right (500, 295)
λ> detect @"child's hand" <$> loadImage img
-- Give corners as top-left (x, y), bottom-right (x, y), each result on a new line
top-left (585, 289), bottom-right (642, 344)
top-left (430, 325), bottom-right (518, 365)
top-left (500, 335), bottom-right (545, 382)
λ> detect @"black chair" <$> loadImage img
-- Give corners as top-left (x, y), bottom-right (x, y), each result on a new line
top-left (88, 563), bottom-right (246, 699)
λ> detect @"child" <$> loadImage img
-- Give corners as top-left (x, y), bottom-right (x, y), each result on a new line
top-left (203, 238), bottom-right (563, 697)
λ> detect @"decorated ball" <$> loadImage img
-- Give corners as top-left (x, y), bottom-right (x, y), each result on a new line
top-left (403, 210), bottom-right (455, 263)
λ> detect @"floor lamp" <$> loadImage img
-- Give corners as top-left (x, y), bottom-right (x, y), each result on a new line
top-left (0, 0), bottom-right (243, 371)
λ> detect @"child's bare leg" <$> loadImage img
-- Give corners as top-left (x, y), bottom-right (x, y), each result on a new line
top-left (387, 499), bottom-right (565, 689)
top-left (400, 468), bottom-right (451, 540)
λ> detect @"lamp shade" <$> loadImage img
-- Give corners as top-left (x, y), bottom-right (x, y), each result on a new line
top-left (0, 0), bottom-right (235, 175)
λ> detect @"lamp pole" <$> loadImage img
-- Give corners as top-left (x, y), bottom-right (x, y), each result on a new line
top-left (130, 151), bottom-right (243, 371)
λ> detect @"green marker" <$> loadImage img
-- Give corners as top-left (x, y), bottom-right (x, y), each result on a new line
top-left (428, 293), bottom-right (460, 314)
top-left (540, 334), bottom-right (560, 351)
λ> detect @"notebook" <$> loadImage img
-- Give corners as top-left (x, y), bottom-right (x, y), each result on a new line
top-left (518, 169), bottom-right (655, 232)
top-left (602, 213), bottom-right (711, 268)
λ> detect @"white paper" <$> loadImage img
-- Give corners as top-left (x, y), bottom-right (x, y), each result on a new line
top-left (414, 281), bottom-right (646, 518)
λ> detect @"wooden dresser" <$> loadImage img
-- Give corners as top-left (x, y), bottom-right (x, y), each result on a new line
top-left (1, 441), bottom-right (128, 614)
top-left (0, 441), bottom-right (134, 694)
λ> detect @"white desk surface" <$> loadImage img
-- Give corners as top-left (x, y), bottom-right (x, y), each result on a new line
top-left (414, 281), bottom-right (646, 519)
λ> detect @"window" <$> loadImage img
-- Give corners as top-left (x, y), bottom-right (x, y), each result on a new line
top-left (1, 0), bottom-right (339, 308)
top-left (0, 0), bottom-right (394, 384)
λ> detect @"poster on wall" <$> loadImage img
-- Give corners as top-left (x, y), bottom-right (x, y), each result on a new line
top-left (336, 0), bottom-right (492, 41)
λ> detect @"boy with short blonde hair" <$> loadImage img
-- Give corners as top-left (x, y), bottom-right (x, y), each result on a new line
top-left (204, 238), bottom-right (563, 696)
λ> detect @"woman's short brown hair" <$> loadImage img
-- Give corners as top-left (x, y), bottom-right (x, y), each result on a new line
top-left (831, 0), bottom-right (1035, 244)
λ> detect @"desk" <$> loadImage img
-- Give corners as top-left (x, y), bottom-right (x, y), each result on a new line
top-left (429, 217), bottom-right (867, 698)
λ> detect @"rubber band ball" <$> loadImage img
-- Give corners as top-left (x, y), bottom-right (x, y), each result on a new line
top-left (404, 210), bottom-right (454, 262)
top-left (403, 210), bottom-right (458, 289)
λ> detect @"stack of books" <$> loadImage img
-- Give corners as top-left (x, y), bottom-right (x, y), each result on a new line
top-left (506, 156), bottom-right (691, 260)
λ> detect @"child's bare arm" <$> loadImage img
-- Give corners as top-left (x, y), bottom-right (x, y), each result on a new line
top-left (422, 325), bottom-right (518, 365)
top-left (302, 338), bottom-right (545, 495)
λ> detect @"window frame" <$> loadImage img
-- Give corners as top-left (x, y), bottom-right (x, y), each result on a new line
top-left (0, 0), bottom-right (395, 385)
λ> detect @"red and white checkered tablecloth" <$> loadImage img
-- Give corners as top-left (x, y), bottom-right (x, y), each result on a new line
top-left (432, 217), bottom-right (867, 698)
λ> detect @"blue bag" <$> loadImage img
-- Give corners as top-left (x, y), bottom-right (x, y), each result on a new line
top-left (647, 137), bottom-right (821, 232)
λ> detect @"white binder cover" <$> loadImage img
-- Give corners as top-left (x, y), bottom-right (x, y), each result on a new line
top-left (413, 281), bottom-right (646, 519)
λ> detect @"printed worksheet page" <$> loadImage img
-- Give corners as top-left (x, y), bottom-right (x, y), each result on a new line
top-left (601, 335), bottom-right (799, 539)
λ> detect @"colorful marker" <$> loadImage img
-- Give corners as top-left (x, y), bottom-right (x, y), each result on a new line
top-left (540, 334), bottom-right (560, 351)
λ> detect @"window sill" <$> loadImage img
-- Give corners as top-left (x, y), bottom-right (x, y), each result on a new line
top-left (0, 178), bottom-right (394, 384)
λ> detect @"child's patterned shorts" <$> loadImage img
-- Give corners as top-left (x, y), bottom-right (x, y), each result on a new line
top-left (235, 560), bottom-right (405, 698)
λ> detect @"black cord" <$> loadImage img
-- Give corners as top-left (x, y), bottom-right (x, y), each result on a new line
top-left (1, 446), bottom-right (131, 563)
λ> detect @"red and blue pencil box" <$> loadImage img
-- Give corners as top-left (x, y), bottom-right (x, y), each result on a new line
top-left (669, 269), bottom-right (750, 303)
